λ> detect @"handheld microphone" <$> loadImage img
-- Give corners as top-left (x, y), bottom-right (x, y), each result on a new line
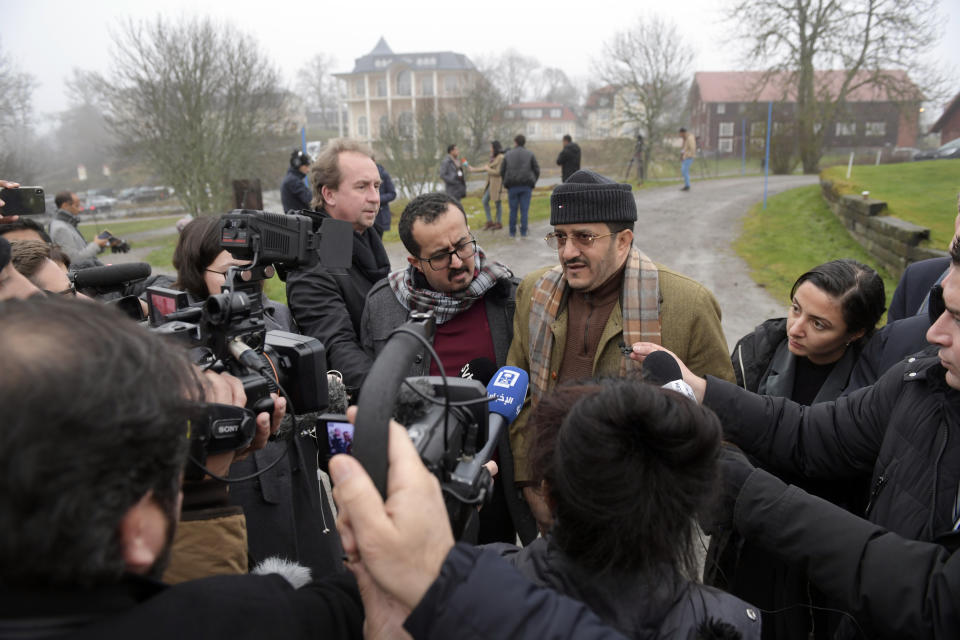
top-left (642, 350), bottom-right (696, 402)
top-left (449, 366), bottom-right (529, 496)
top-left (72, 262), bottom-right (151, 292)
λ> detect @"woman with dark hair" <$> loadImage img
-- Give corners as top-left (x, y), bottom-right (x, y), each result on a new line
top-left (167, 215), bottom-right (344, 582)
top-left (172, 215), bottom-right (295, 332)
top-left (718, 258), bottom-right (885, 639)
top-left (732, 258), bottom-right (885, 404)
top-left (492, 379), bottom-right (762, 639)
top-left (478, 140), bottom-right (505, 230)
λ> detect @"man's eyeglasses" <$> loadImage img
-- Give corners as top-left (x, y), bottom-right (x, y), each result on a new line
top-left (544, 231), bottom-right (618, 250)
top-left (418, 237), bottom-right (478, 271)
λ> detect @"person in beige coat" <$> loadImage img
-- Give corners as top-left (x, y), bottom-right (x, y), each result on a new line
top-left (505, 169), bottom-right (734, 531)
top-left (478, 140), bottom-right (505, 230)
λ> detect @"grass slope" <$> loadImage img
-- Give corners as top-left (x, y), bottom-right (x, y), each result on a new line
top-left (821, 160), bottom-right (960, 248)
top-left (735, 184), bottom-right (898, 316)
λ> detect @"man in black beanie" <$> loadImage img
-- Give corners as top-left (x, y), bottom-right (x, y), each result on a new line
top-left (504, 169), bottom-right (734, 531)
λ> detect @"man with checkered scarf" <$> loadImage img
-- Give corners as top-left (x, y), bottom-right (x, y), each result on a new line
top-left (361, 191), bottom-right (537, 546)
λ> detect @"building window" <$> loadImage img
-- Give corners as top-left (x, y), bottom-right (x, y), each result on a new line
top-left (750, 122), bottom-right (766, 137)
top-left (865, 121), bottom-right (886, 137)
top-left (717, 103), bottom-right (726, 114)
top-left (599, 97), bottom-right (610, 107)
top-left (357, 116), bottom-right (368, 138)
top-left (421, 76), bottom-right (434, 96)
top-left (738, 104), bottom-right (746, 114)
top-left (554, 124), bottom-right (563, 135)
top-left (354, 80), bottom-right (366, 97)
top-left (398, 112), bottom-right (414, 138)
top-left (396, 71), bottom-right (411, 96)
top-left (835, 122), bottom-right (856, 136)
top-left (379, 115), bottom-right (389, 137)
top-left (415, 56), bottom-right (437, 67)
top-left (526, 122), bottom-right (539, 136)
top-left (718, 138), bottom-right (734, 153)
top-left (444, 75), bottom-right (459, 94)
top-left (376, 78), bottom-right (387, 97)
top-left (550, 108), bottom-right (562, 118)
top-left (718, 122), bottom-right (734, 137)
top-left (374, 58), bottom-right (390, 68)
top-left (504, 110), bottom-right (515, 119)
top-left (521, 109), bottom-right (543, 118)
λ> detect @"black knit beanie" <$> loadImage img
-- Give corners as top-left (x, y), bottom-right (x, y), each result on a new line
top-left (0, 236), bottom-right (9, 272)
top-left (550, 169), bottom-right (637, 225)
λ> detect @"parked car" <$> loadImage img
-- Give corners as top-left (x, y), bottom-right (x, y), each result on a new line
top-left (131, 186), bottom-right (172, 203)
top-left (85, 194), bottom-right (117, 212)
top-left (913, 137), bottom-right (960, 161)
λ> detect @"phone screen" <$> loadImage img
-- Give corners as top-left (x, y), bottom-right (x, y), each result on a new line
top-left (324, 417), bottom-right (354, 455)
top-left (0, 187), bottom-right (45, 215)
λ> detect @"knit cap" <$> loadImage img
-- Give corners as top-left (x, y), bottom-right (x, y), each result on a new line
top-left (550, 170), bottom-right (637, 225)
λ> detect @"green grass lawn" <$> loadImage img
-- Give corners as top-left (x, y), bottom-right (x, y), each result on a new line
top-left (821, 160), bottom-right (960, 248)
top-left (735, 184), bottom-right (898, 318)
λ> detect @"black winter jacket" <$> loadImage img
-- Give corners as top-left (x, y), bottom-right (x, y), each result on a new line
top-left (405, 543), bottom-right (633, 640)
top-left (490, 537), bottom-right (761, 639)
top-left (0, 572), bottom-right (362, 640)
top-left (731, 317), bottom-right (861, 402)
top-left (556, 142), bottom-right (581, 182)
top-left (704, 356), bottom-right (960, 638)
top-left (285, 210), bottom-right (391, 395)
top-left (734, 467), bottom-right (960, 640)
top-left (281, 167), bottom-right (312, 213)
top-left (499, 146), bottom-right (540, 188)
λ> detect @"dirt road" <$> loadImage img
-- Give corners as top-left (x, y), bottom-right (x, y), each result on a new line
top-left (386, 175), bottom-right (818, 348)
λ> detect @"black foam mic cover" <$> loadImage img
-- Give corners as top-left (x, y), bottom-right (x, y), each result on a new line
top-left (73, 262), bottom-right (151, 289)
top-left (642, 350), bottom-right (683, 386)
top-left (393, 377), bottom-right (434, 427)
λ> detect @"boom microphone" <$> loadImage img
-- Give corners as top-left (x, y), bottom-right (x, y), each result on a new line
top-left (642, 350), bottom-right (696, 402)
top-left (72, 262), bottom-right (151, 291)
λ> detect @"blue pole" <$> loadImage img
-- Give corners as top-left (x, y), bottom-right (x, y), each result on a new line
top-left (763, 101), bottom-right (772, 209)
top-left (741, 117), bottom-right (746, 176)
top-left (300, 126), bottom-right (308, 188)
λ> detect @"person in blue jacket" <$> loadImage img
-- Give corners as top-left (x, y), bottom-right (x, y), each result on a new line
top-left (282, 149), bottom-right (313, 213)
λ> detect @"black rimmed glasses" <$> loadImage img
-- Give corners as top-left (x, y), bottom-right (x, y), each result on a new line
top-left (418, 237), bottom-right (478, 271)
top-left (544, 231), bottom-right (618, 250)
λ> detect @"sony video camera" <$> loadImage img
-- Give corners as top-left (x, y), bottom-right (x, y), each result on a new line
top-left (147, 209), bottom-right (354, 419)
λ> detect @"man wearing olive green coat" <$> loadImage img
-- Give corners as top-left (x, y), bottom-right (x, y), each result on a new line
top-left (506, 170), bottom-right (733, 530)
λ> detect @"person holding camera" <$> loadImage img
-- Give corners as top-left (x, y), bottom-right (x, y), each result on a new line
top-left (48, 190), bottom-right (108, 267)
top-left (0, 296), bottom-right (636, 639)
top-left (168, 215), bottom-right (345, 581)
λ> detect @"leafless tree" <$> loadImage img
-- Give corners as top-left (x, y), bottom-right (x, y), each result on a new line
top-left (456, 72), bottom-right (512, 161)
top-left (0, 38), bottom-right (38, 180)
top-left (376, 111), bottom-right (461, 198)
top-left (730, 0), bottom-right (941, 173)
top-left (91, 16), bottom-right (288, 214)
top-left (490, 50), bottom-right (541, 104)
top-left (595, 15), bottom-right (693, 172)
top-left (297, 52), bottom-right (340, 132)
top-left (531, 67), bottom-right (580, 106)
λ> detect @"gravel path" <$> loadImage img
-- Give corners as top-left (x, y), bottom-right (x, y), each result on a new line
top-left (390, 174), bottom-right (819, 348)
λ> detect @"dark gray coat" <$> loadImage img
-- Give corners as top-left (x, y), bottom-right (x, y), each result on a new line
top-left (499, 145), bottom-right (540, 189)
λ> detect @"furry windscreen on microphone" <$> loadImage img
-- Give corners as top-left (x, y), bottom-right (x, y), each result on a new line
top-left (326, 372), bottom-right (349, 414)
top-left (393, 378), bottom-right (434, 427)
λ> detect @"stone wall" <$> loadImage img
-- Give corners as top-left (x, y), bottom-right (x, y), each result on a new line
top-left (819, 178), bottom-right (947, 279)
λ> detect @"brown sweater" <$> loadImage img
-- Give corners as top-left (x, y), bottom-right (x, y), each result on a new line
top-left (557, 264), bottom-right (626, 384)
